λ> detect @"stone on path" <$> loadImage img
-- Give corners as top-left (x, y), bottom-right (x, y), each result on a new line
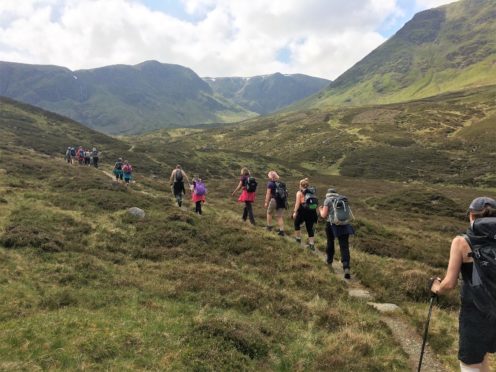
top-left (368, 302), bottom-right (401, 313)
top-left (128, 207), bottom-right (145, 219)
top-left (348, 289), bottom-right (373, 300)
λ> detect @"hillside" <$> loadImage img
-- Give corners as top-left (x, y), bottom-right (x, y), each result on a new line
top-left (304, 0), bottom-right (496, 107)
top-left (0, 61), bottom-right (256, 135)
top-left (204, 73), bottom-right (330, 114)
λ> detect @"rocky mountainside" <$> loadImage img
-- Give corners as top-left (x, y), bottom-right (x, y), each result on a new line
top-left (204, 73), bottom-right (330, 114)
top-left (303, 0), bottom-right (496, 107)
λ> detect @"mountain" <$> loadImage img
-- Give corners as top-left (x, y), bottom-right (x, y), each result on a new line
top-left (204, 73), bottom-right (330, 114)
top-left (0, 60), bottom-right (256, 134)
top-left (306, 0), bottom-right (496, 107)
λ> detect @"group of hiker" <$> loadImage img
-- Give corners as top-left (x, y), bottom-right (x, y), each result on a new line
top-left (171, 165), bottom-right (355, 279)
top-left (113, 158), bottom-right (134, 185)
top-left (65, 146), bottom-right (99, 167)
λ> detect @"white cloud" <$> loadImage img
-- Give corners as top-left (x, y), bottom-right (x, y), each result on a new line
top-left (0, 0), bottom-right (408, 79)
top-left (415, 0), bottom-right (458, 9)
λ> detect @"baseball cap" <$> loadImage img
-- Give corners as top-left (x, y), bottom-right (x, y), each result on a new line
top-left (468, 197), bottom-right (496, 213)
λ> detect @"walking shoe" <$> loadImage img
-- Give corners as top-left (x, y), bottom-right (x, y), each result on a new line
top-left (266, 225), bottom-right (273, 231)
top-left (277, 230), bottom-right (285, 237)
top-left (344, 268), bottom-right (351, 280)
top-left (294, 237), bottom-right (302, 244)
top-left (308, 244), bottom-right (315, 251)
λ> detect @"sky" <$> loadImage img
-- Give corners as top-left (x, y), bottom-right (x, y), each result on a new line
top-left (0, 0), bottom-right (458, 79)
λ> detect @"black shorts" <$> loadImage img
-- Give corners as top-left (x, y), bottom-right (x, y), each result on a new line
top-left (459, 303), bottom-right (496, 364)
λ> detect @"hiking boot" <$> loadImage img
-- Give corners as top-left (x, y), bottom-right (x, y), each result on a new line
top-left (266, 225), bottom-right (273, 231)
top-left (308, 244), bottom-right (315, 251)
top-left (294, 237), bottom-right (302, 244)
top-left (277, 230), bottom-right (285, 237)
top-left (344, 268), bottom-right (351, 280)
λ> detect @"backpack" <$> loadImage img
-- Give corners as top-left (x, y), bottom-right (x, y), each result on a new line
top-left (79, 149), bottom-right (84, 157)
top-left (115, 161), bottom-right (122, 170)
top-left (303, 187), bottom-right (318, 210)
top-left (92, 150), bottom-right (98, 157)
top-left (463, 217), bottom-right (496, 317)
top-left (245, 176), bottom-right (258, 193)
top-left (328, 195), bottom-right (354, 225)
top-left (70, 148), bottom-right (76, 156)
top-left (175, 169), bottom-right (183, 182)
top-left (123, 164), bottom-right (132, 173)
top-left (195, 181), bottom-right (206, 196)
top-left (274, 181), bottom-right (288, 206)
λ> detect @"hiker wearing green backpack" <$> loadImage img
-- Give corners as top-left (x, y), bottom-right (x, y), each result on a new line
top-left (169, 165), bottom-right (190, 207)
top-left (231, 168), bottom-right (256, 225)
top-left (319, 188), bottom-right (355, 279)
top-left (292, 178), bottom-right (318, 250)
top-left (431, 197), bottom-right (496, 371)
top-left (264, 171), bottom-right (287, 236)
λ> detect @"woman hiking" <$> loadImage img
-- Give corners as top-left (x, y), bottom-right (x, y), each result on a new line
top-left (319, 188), bottom-right (355, 279)
top-left (231, 168), bottom-right (256, 225)
top-left (292, 178), bottom-right (318, 250)
top-left (431, 197), bottom-right (496, 371)
top-left (191, 176), bottom-right (206, 215)
top-left (122, 160), bottom-right (133, 186)
top-left (113, 158), bottom-right (124, 182)
top-left (264, 171), bottom-right (286, 236)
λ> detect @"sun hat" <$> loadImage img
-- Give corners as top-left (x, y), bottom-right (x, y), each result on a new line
top-left (468, 197), bottom-right (496, 213)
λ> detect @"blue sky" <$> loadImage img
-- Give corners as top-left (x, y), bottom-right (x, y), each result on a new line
top-left (0, 0), bottom-right (458, 79)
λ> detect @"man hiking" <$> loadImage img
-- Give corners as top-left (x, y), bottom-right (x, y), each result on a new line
top-left (169, 165), bottom-right (190, 207)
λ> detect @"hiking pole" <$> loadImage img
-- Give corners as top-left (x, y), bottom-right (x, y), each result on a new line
top-left (418, 281), bottom-right (438, 372)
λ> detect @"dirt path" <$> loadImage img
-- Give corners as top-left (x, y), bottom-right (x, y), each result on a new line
top-left (308, 246), bottom-right (447, 372)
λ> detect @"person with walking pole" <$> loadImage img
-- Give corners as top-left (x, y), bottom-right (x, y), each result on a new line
top-left (430, 197), bottom-right (496, 371)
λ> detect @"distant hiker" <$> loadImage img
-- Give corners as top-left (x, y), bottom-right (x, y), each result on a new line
top-left (292, 178), bottom-right (318, 250)
top-left (431, 197), bottom-right (496, 371)
top-left (319, 188), bottom-right (355, 279)
top-left (84, 149), bottom-right (91, 165)
top-left (122, 160), bottom-right (133, 185)
top-left (113, 158), bottom-right (124, 182)
top-left (169, 165), bottom-right (190, 207)
top-left (192, 176), bottom-right (206, 215)
top-left (78, 146), bottom-right (85, 165)
top-left (264, 171), bottom-right (287, 236)
top-left (70, 147), bottom-right (76, 164)
top-left (91, 147), bottom-right (99, 168)
top-left (65, 146), bottom-right (72, 164)
top-left (231, 167), bottom-right (256, 225)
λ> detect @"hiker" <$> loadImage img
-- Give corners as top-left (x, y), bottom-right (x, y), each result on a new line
top-left (319, 188), bottom-right (355, 279)
top-left (91, 147), bottom-right (99, 168)
top-left (292, 178), bottom-right (318, 250)
top-left (113, 158), bottom-right (124, 182)
top-left (78, 147), bottom-right (85, 165)
top-left (431, 197), bottom-right (496, 371)
top-left (84, 149), bottom-right (91, 165)
top-left (122, 160), bottom-right (133, 185)
top-left (191, 176), bottom-right (206, 215)
top-left (65, 147), bottom-right (72, 164)
top-left (70, 147), bottom-right (76, 164)
top-left (231, 167), bottom-right (256, 225)
top-left (264, 171), bottom-right (287, 236)
top-left (169, 165), bottom-right (190, 207)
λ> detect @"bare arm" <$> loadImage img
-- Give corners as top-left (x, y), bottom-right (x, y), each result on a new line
top-left (182, 171), bottom-right (190, 184)
top-left (169, 171), bottom-right (175, 184)
top-left (293, 191), bottom-right (302, 216)
top-left (264, 188), bottom-right (271, 208)
top-left (431, 236), bottom-right (466, 295)
top-left (232, 180), bottom-right (243, 196)
top-left (319, 205), bottom-right (329, 219)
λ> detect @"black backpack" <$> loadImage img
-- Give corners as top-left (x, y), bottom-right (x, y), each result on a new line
top-left (175, 169), bottom-right (183, 182)
top-left (463, 217), bottom-right (496, 317)
top-left (303, 187), bottom-right (318, 210)
top-left (245, 176), bottom-right (257, 193)
top-left (274, 181), bottom-right (288, 207)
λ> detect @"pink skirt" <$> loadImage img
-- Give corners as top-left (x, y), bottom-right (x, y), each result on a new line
top-left (238, 190), bottom-right (255, 203)
top-left (192, 193), bottom-right (206, 203)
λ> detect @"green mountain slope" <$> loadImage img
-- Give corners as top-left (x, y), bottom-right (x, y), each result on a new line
top-left (204, 73), bottom-right (330, 114)
top-left (0, 99), bottom-right (418, 370)
top-left (305, 0), bottom-right (496, 107)
top-left (0, 61), bottom-right (256, 135)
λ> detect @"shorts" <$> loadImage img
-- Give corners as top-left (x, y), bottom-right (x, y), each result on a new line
top-left (458, 303), bottom-right (496, 364)
top-left (267, 198), bottom-right (285, 217)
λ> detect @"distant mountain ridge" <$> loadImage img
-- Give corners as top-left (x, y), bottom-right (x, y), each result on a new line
top-left (304, 0), bottom-right (496, 108)
top-left (0, 60), bottom-right (329, 135)
top-left (0, 60), bottom-right (256, 134)
top-left (203, 73), bottom-right (330, 114)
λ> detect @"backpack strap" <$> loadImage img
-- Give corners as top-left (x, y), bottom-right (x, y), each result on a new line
top-left (462, 233), bottom-right (478, 259)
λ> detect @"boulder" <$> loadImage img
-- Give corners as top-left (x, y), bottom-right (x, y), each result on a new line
top-left (128, 207), bottom-right (145, 219)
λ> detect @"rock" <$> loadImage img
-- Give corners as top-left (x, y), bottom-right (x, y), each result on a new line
top-left (367, 302), bottom-right (401, 313)
top-left (128, 207), bottom-right (145, 219)
top-left (348, 289), bottom-right (373, 300)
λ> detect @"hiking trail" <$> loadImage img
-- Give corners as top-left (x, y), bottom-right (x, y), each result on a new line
top-left (307, 244), bottom-right (447, 372)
